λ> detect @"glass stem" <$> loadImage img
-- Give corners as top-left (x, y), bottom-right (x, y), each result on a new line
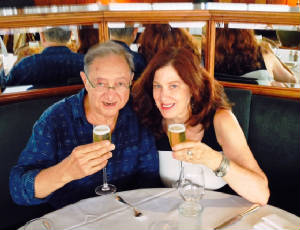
top-left (102, 167), bottom-right (109, 190)
top-left (179, 161), bottom-right (185, 184)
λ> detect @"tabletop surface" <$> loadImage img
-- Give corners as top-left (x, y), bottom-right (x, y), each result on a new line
top-left (20, 188), bottom-right (300, 230)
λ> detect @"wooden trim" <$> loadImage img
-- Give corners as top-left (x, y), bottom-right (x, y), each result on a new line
top-left (0, 85), bottom-right (84, 105)
top-left (220, 81), bottom-right (300, 100)
top-left (0, 11), bottom-right (104, 28)
top-left (210, 10), bottom-right (300, 25)
top-left (103, 10), bottom-right (211, 23)
top-left (99, 22), bottom-right (109, 42)
top-left (205, 20), bottom-right (216, 76)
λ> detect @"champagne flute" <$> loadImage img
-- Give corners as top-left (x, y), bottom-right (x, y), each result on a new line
top-left (167, 123), bottom-right (186, 188)
top-left (93, 125), bottom-right (117, 195)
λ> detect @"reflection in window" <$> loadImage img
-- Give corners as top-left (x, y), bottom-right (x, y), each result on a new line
top-left (0, 25), bottom-right (86, 93)
top-left (214, 24), bottom-right (299, 88)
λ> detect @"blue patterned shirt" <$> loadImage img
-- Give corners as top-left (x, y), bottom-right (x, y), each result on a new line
top-left (9, 89), bottom-right (161, 209)
top-left (0, 46), bottom-right (84, 88)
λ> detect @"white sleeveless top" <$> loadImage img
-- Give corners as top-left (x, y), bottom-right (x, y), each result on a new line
top-left (158, 150), bottom-right (227, 189)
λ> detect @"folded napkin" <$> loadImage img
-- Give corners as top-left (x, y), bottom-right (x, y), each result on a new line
top-left (253, 214), bottom-right (299, 230)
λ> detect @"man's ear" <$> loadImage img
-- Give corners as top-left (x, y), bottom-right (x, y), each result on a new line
top-left (130, 72), bottom-right (134, 85)
top-left (80, 71), bottom-right (88, 87)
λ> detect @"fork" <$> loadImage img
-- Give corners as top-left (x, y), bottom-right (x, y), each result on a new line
top-left (115, 195), bottom-right (143, 217)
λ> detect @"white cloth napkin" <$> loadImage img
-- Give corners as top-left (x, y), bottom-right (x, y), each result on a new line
top-left (253, 214), bottom-right (299, 230)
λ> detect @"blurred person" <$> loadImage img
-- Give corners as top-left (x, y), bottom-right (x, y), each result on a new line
top-left (77, 25), bottom-right (99, 55)
top-left (110, 27), bottom-right (146, 81)
top-left (214, 28), bottom-right (297, 84)
top-left (132, 47), bottom-right (270, 205)
top-left (0, 27), bottom-right (84, 89)
top-left (9, 41), bottom-right (161, 209)
top-left (137, 24), bottom-right (202, 64)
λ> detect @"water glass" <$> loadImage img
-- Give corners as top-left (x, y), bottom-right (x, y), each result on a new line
top-left (178, 164), bottom-right (205, 217)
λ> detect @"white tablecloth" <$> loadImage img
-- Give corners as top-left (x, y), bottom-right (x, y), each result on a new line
top-left (21, 188), bottom-right (300, 230)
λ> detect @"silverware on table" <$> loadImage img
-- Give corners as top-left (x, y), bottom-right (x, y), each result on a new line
top-left (214, 203), bottom-right (260, 230)
top-left (115, 195), bottom-right (142, 217)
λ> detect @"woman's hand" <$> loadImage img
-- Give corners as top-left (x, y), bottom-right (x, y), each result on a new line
top-left (171, 141), bottom-right (221, 170)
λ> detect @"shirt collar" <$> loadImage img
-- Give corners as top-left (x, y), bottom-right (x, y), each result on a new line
top-left (42, 46), bottom-right (72, 55)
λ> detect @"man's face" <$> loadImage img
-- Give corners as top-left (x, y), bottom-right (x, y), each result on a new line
top-left (81, 54), bottom-right (132, 119)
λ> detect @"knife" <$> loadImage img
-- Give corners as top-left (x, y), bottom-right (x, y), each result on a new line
top-left (214, 204), bottom-right (260, 230)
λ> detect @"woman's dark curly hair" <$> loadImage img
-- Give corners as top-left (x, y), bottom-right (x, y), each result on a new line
top-left (132, 47), bottom-right (231, 138)
top-left (215, 28), bottom-right (264, 76)
top-left (137, 24), bottom-right (202, 63)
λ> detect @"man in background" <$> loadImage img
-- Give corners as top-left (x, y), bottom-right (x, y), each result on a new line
top-left (0, 27), bottom-right (84, 89)
top-left (109, 27), bottom-right (146, 81)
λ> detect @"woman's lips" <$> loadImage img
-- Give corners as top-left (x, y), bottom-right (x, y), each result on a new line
top-left (161, 103), bottom-right (175, 110)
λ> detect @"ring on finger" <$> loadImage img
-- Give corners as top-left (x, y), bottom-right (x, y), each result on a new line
top-left (186, 149), bottom-right (193, 159)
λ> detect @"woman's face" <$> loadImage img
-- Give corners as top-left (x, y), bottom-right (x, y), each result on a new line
top-left (153, 65), bottom-right (192, 124)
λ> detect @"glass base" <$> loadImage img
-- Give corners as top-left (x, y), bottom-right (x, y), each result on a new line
top-left (95, 184), bottom-right (117, 195)
top-left (178, 201), bottom-right (202, 217)
top-left (148, 220), bottom-right (178, 230)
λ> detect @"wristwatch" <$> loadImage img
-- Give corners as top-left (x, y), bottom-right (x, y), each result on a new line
top-left (214, 154), bottom-right (230, 177)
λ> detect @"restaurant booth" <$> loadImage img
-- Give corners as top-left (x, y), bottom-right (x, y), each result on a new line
top-left (0, 2), bottom-right (299, 229)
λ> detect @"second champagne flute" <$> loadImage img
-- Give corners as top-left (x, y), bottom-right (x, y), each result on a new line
top-left (167, 123), bottom-right (186, 188)
top-left (93, 125), bottom-right (117, 195)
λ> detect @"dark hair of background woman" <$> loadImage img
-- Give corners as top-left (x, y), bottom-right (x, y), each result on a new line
top-left (137, 24), bottom-right (202, 64)
top-left (214, 28), bottom-right (265, 76)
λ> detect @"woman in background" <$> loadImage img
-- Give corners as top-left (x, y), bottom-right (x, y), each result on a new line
top-left (137, 24), bottom-right (202, 63)
top-left (214, 28), bottom-right (297, 84)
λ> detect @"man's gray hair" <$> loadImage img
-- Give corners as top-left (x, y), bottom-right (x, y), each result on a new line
top-left (43, 27), bottom-right (71, 44)
top-left (109, 28), bottom-right (134, 39)
top-left (84, 41), bottom-right (134, 76)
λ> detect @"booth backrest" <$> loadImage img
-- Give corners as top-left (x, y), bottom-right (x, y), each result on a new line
top-left (0, 96), bottom-right (66, 230)
top-left (224, 87), bottom-right (252, 140)
top-left (225, 87), bottom-right (300, 216)
top-left (248, 95), bottom-right (300, 216)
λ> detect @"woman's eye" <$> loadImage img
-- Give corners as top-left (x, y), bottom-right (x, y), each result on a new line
top-left (170, 84), bottom-right (178, 89)
top-left (153, 84), bottom-right (161, 89)
top-left (117, 82), bottom-right (126, 87)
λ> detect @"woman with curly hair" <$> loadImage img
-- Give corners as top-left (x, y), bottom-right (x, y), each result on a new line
top-left (137, 24), bottom-right (202, 63)
top-left (132, 46), bottom-right (269, 205)
top-left (214, 28), bottom-right (296, 84)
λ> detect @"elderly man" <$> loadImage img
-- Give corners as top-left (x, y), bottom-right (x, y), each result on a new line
top-left (9, 41), bottom-right (161, 209)
top-left (0, 27), bottom-right (83, 89)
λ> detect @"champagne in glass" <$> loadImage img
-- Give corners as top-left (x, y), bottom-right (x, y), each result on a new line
top-left (167, 124), bottom-right (186, 188)
top-left (93, 125), bottom-right (117, 195)
top-left (168, 124), bottom-right (186, 147)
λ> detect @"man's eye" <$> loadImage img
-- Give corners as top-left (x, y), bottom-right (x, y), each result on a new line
top-left (97, 82), bottom-right (106, 87)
